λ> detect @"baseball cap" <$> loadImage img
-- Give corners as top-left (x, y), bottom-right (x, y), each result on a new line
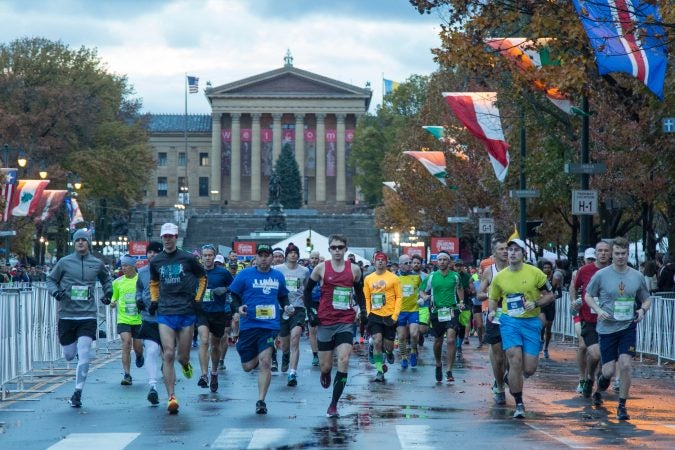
top-left (257, 244), bottom-right (272, 255)
top-left (160, 223), bottom-right (179, 236)
top-left (507, 238), bottom-right (527, 252)
top-left (584, 248), bottom-right (596, 260)
top-left (215, 254), bottom-right (225, 264)
top-left (454, 259), bottom-right (465, 266)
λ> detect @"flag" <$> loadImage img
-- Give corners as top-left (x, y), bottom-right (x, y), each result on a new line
top-left (382, 181), bottom-right (398, 192)
top-left (34, 190), bottom-right (67, 223)
top-left (187, 75), bottom-right (199, 94)
top-left (571, 0), bottom-right (668, 99)
top-left (404, 151), bottom-right (447, 186)
top-left (65, 197), bottom-right (84, 229)
top-left (383, 78), bottom-right (400, 95)
top-left (442, 92), bottom-right (510, 182)
top-left (422, 126), bottom-right (469, 161)
top-left (1, 168), bottom-right (18, 222)
top-left (508, 224), bottom-right (520, 241)
top-left (10, 179), bottom-right (50, 217)
top-left (485, 38), bottom-right (573, 114)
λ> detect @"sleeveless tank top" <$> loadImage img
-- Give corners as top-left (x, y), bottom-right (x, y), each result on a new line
top-left (319, 260), bottom-right (356, 325)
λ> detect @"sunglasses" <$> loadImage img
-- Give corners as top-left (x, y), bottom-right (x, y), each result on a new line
top-left (329, 245), bottom-right (346, 251)
top-left (401, 261), bottom-right (411, 265)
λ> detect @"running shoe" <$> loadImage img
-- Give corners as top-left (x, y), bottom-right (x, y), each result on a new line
top-left (576, 379), bottom-right (585, 394)
top-left (255, 400), bottom-right (267, 414)
top-left (382, 363), bottom-right (388, 374)
top-left (446, 371), bottom-right (455, 382)
top-left (456, 349), bottom-right (463, 360)
top-left (401, 357), bottom-right (408, 369)
top-left (495, 391), bottom-right (506, 405)
top-left (231, 335), bottom-right (238, 345)
top-left (147, 387), bottom-right (159, 406)
top-left (592, 392), bottom-right (603, 406)
top-left (513, 403), bottom-right (525, 419)
top-left (359, 336), bottom-right (365, 344)
top-left (543, 349), bottom-right (550, 359)
top-left (135, 354), bottom-right (145, 368)
top-left (287, 373), bottom-right (297, 387)
top-left (616, 405), bottom-right (630, 421)
top-left (210, 373), bottom-right (218, 393)
top-left (182, 362), bottom-right (193, 379)
top-left (419, 334), bottom-right (425, 346)
top-left (271, 354), bottom-right (279, 372)
top-left (281, 352), bottom-right (290, 372)
top-left (69, 389), bottom-right (82, 408)
top-left (374, 371), bottom-right (385, 383)
top-left (613, 378), bottom-right (621, 393)
top-left (192, 337), bottom-right (198, 349)
top-left (435, 366), bottom-right (442, 382)
top-left (168, 395), bottom-right (179, 414)
top-left (368, 342), bottom-right (374, 364)
top-left (320, 371), bottom-right (331, 389)
top-left (218, 359), bottom-right (226, 371)
top-left (582, 378), bottom-right (593, 399)
top-left (121, 373), bottom-right (133, 386)
top-left (409, 352), bottom-right (418, 367)
top-left (312, 355), bottom-right (319, 367)
top-left (492, 380), bottom-right (500, 394)
top-left (386, 351), bottom-right (395, 364)
top-left (326, 403), bottom-right (339, 418)
top-left (198, 374), bottom-right (208, 388)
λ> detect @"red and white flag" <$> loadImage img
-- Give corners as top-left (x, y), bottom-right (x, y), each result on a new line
top-left (34, 189), bottom-right (67, 223)
top-left (10, 179), bottom-right (50, 217)
top-left (442, 92), bottom-right (510, 182)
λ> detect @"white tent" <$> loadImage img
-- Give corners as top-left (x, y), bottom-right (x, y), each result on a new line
top-left (272, 230), bottom-right (370, 264)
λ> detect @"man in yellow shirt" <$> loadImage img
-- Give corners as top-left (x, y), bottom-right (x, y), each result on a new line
top-left (111, 255), bottom-right (143, 386)
top-left (396, 254), bottom-right (422, 368)
top-left (363, 251), bottom-right (402, 382)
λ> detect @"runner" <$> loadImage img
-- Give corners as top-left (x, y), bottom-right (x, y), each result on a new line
top-left (307, 250), bottom-right (322, 366)
top-left (396, 254), bottom-right (422, 368)
top-left (410, 254), bottom-right (429, 346)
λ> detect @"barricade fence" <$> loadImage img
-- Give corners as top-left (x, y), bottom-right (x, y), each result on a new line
top-left (1, 282), bottom-right (119, 401)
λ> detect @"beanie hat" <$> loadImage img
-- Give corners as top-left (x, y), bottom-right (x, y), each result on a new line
top-left (285, 242), bottom-right (300, 257)
top-left (120, 255), bottom-right (136, 267)
top-left (146, 241), bottom-right (163, 253)
top-left (72, 229), bottom-right (92, 247)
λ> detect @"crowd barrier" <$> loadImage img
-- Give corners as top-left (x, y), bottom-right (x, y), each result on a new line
top-left (1, 282), bottom-right (119, 401)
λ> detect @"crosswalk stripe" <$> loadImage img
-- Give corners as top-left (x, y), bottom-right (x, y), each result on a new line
top-left (396, 424), bottom-right (434, 450)
top-left (212, 428), bottom-right (254, 449)
top-left (248, 428), bottom-right (287, 449)
top-left (47, 433), bottom-right (139, 450)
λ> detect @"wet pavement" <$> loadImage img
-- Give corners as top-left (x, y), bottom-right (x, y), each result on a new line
top-left (1, 335), bottom-right (674, 449)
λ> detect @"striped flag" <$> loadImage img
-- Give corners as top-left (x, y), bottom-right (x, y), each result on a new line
top-left (442, 92), bottom-right (510, 182)
top-left (34, 189), bottom-right (67, 223)
top-left (187, 75), bottom-right (199, 94)
top-left (404, 151), bottom-right (447, 186)
top-left (383, 78), bottom-right (400, 95)
top-left (10, 179), bottom-right (50, 217)
top-left (571, 0), bottom-right (668, 99)
top-left (1, 168), bottom-right (18, 222)
top-left (65, 197), bottom-right (84, 229)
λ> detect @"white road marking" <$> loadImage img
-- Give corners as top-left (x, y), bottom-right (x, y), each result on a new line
top-left (525, 422), bottom-right (592, 449)
top-left (248, 428), bottom-right (287, 449)
top-left (211, 428), bottom-right (254, 449)
top-left (396, 424), bottom-right (435, 450)
top-left (47, 433), bottom-right (139, 450)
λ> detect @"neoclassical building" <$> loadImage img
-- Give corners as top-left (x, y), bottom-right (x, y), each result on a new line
top-left (146, 55), bottom-right (372, 210)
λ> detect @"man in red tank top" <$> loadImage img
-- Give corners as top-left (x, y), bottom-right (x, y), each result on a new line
top-left (304, 234), bottom-right (365, 418)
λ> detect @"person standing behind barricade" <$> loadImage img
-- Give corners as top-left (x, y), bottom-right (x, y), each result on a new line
top-left (135, 241), bottom-right (164, 406)
top-left (46, 229), bottom-right (113, 408)
top-left (111, 254), bottom-right (143, 387)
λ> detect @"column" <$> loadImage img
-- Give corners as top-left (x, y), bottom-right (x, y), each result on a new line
top-left (210, 113), bottom-right (222, 203)
top-left (230, 113), bottom-right (241, 202)
top-left (315, 113), bottom-right (326, 202)
top-left (336, 113), bottom-right (346, 202)
top-left (272, 113), bottom-right (282, 166)
top-left (294, 114), bottom-right (304, 179)
top-left (251, 113), bottom-right (262, 201)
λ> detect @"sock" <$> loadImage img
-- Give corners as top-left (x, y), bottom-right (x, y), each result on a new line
top-left (597, 374), bottom-right (610, 391)
top-left (374, 353), bottom-right (383, 372)
top-left (313, 352), bottom-right (318, 358)
top-left (75, 336), bottom-right (93, 390)
top-left (619, 398), bottom-right (626, 407)
top-left (331, 371), bottom-right (348, 405)
top-left (512, 392), bottom-right (523, 404)
top-left (289, 369), bottom-right (296, 375)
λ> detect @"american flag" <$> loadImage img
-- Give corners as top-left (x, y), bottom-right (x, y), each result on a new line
top-left (1, 168), bottom-right (18, 222)
top-left (187, 75), bottom-right (199, 94)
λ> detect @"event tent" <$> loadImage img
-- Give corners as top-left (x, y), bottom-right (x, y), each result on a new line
top-left (272, 230), bottom-right (370, 264)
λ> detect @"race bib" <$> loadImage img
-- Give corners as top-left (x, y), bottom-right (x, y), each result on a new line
top-left (255, 304), bottom-right (276, 320)
top-left (203, 289), bottom-right (213, 303)
top-left (613, 297), bottom-right (634, 321)
top-left (492, 309), bottom-right (502, 325)
top-left (123, 293), bottom-right (137, 315)
top-left (285, 277), bottom-right (300, 292)
top-left (506, 293), bottom-right (525, 317)
top-left (70, 285), bottom-right (89, 301)
top-left (438, 307), bottom-right (454, 322)
top-left (371, 293), bottom-right (385, 310)
top-left (332, 287), bottom-right (351, 310)
top-left (402, 284), bottom-right (415, 297)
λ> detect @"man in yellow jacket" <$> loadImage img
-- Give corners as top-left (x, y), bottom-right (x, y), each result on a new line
top-left (363, 251), bottom-right (402, 382)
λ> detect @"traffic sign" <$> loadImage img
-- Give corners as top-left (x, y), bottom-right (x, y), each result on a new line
top-left (478, 218), bottom-right (495, 234)
top-left (572, 190), bottom-right (597, 215)
top-left (0, 231), bottom-right (16, 237)
top-left (509, 190), bottom-right (540, 198)
top-left (563, 162), bottom-right (607, 174)
top-left (447, 216), bottom-right (471, 224)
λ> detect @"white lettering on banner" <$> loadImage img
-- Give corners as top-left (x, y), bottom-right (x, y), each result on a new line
top-left (253, 278), bottom-right (280, 295)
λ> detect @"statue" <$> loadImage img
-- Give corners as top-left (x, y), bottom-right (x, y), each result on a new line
top-left (265, 170), bottom-right (286, 231)
top-left (268, 170), bottom-right (282, 205)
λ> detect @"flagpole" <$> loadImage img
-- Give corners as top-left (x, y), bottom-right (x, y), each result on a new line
top-left (184, 73), bottom-right (188, 200)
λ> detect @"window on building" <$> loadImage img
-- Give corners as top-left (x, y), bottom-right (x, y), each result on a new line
top-left (157, 177), bottom-right (168, 197)
top-left (199, 177), bottom-right (209, 197)
top-left (158, 152), bottom-right (167, 166)
top-left (178, 152), bottom-right (186, 167)
top-left (199, 153), bottom-right (209, 166)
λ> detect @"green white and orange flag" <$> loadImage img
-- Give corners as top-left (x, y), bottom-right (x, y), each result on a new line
top-left (485, 38), bottom-right (573, 114)
top-left (404, 151), bottom-right (447, 186)
top-left (422, 126), bottom-right (469, 161)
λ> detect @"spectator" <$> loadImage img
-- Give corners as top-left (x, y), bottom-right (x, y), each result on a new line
top-left (657, 254), bottom-right (675, 292)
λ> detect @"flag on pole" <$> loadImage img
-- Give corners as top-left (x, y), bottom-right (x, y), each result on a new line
top-left (383, 78), bottom-right (400, 95)
top-left (485, 38), bottom-right (573, 114)
top-left (404, 151), bottom-right (447, 186)
top-left (10, 179), bottom-right (50, 217)
top-left (65, 197), bottom-right (84, 229)
top-left (382, 181), bottom-right (398, 192)
top-left (1, 168), bottom-right (18, 222)
top-left (422, 126), bottom-right (469, 161)
top-left (187, 75), bottom-right (199, 94)
top-left (442, 92), bottom-right (510, 182)
top-left (571, 0), bottom-right (668, 99)
top-left (34, 190), bottom-right (67, 223)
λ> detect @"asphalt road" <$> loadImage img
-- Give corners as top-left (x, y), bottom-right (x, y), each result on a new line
top-left (1, 333), bottom-right (674, 449)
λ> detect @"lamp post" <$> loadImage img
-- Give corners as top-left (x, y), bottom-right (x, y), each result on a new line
top-left (1, 144), bottom-right (29, 264)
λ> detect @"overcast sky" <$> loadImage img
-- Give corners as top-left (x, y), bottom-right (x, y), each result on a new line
top-left (0, 0), bottom-right (443, 114)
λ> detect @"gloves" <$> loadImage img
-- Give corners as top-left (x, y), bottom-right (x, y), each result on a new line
top-left (212, 287), bottom-right (228, 296)
top-left (148, 302), bottom-right (158, 316)
top-left (100, 295), bottom-right (111, 306)
top-left (136, 299), bottom-right (146, 311)
top-left (307, 307), bottom-right (319, 327)
top-left (53, 290), bottom-right (66, 301)
top-left (383, 315), bottom-right (395, 327)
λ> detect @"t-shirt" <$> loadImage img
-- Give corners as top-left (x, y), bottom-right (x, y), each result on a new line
top-left (229, 267), bottom-right (289, 332)
top-left (424, 270), bottom-right (461, 310)
top-left (274, 263), bottom-right (310, 308)
top-left (573, 262), bottom-right (601, 324)
top-left (112, 274), bottom-right (141, 325)
top-left (585, 265), bottom-right (650, 334)
top-left (363, 270), bottom-right (402, 319)
top-left (490, 264), bottom-right (549, 319)
top-left (203, 266), bottom-right (234, 314)
top-left (398, 272), bottom-right (422, 312)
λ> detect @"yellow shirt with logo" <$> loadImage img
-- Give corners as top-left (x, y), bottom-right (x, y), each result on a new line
top-left (364, 270), bottom-right (402, 321)
top-left (398, 273), bottom-right (421, 312)
top-left (112, 274), bottom-right (141, 325)
top-left (489, 264), bottom-right (548, 319)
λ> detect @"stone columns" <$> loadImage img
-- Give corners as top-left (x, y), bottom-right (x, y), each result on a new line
top-left (336, 113), bottom-right (346, 202)
top-left (294, 114), bottom-right (304, 178)
top-left (230, 113), bottom-right (241, 202)
top-left (315, 113), bottom-right (326, 202)
top-left (251, 113), bottom-right (262, 202)
top-left (210, 112), bottom-right (222, 203)
top-left (272, 113), bottom-right (282, 166)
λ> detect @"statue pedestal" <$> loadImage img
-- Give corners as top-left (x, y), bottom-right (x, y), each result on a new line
top-left (264, 201), bottom-right (286, 231)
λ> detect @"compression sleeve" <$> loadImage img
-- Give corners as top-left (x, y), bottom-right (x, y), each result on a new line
top-left (304, 277), bottom-right (318, 309)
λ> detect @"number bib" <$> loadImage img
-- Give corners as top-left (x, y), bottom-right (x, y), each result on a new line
top-left (123, 293), bottom-right (137, 315)
top-left (255, 304), bottom-right (276, 320)
top-left (332, 287), bottom-right (351, 310)
top-left (492, 309), bottom-right (502, 325)
top-left (506, 293), bottom-right (525, 317)
top-left (70, 285), bottom-right (89, 301)
top-left (285, 277), bottom-right (300, 292)
top-left (203, 289), bottom-right (213, 303)
top-left (371, 293), bottom-right (384, 310)
top-left (437, 307), bottom-right (454, 322)
top-left (613, 297), bottom-right (634, 321)
top-left (402, 284), bottom-right (414, 297)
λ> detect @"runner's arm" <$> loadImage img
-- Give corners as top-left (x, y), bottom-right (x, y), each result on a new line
top-left (304, 277), bottom-right (318, 310)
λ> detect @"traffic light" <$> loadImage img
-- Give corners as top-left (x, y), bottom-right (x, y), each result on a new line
top-left (306, 237), bottom-right (313, 252)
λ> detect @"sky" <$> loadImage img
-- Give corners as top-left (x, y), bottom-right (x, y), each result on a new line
top-left (0, 0), bottom-right (444, 114)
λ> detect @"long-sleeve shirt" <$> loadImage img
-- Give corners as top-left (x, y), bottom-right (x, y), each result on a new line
top-left (363, 270), bottom-right (402, 321)
top-left (149, 249), bottom-right (207, 316)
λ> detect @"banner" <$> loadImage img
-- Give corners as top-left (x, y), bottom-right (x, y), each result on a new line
top-left (233, 241), bottom-right (256, 259)
top-left (430, 237), bottom-right (460, 260)
top-left (326, 129), bottom-right (337, 176)
top-left (10, 179), bottom-right (50, 217)
top-left (34, 189), bottom-right (67, 223)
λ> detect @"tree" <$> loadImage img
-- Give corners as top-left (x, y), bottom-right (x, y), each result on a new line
top-left (273, 143), bottom-right (303, 209)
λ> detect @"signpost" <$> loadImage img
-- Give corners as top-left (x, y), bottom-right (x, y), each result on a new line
top-left (572, 190), bottom-right (597, 215)
top-left (509, 189), bottom-right (540, 198)
top-left (663, 117), bottom-right (674, 133)
top-left (446, 216), bottom-right (471, 223)
top-left (563, 162), bottom-right (607, 174)
top-left (478, 218), bottom-right (494, 234)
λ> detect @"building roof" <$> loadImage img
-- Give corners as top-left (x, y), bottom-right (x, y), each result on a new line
top-left (147, 114), bottom-right (211, 133)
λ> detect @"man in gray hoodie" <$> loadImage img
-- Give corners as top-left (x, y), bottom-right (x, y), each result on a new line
top-left (47, 228), bottom-right (113, 408)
